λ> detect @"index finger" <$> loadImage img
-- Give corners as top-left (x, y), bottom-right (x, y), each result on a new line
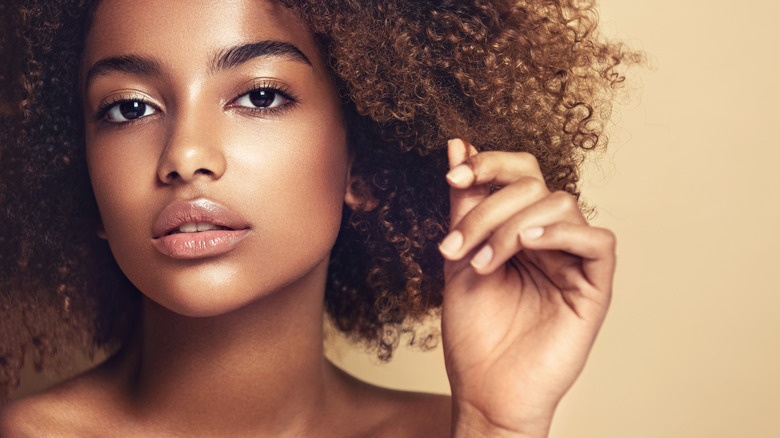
top-left (446, 150), bottom-right (545, 190)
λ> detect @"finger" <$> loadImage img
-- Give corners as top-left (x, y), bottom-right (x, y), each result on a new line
top-left (439, 176), bottom-right (550, 260)
top-left (467, 191), bottom-right (587, 272)
top-left (513, 246), bottom-right (610, 322)
top-left (519, 223), bottom-right (617, 296)
top-left (474, 218), bottom-right (615, 301)
top-left (447, 138), bottom-right (473, 168)
top-left (446, 138), bottom-right (487, 231)
top-left (445, 150), bottom-right (545, 190)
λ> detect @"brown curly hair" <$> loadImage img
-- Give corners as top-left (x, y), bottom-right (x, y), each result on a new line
top-left (0, 0), bottom-right (637, 397)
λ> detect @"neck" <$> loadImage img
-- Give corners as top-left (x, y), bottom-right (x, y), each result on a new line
top-left (113, 259), bottom-right (342, 435)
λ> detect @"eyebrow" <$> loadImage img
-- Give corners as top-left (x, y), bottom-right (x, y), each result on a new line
top-left (84, 40), bottom-right (311, 89)
top-left (84, 54), bottom-right (163, 89)
top-left (210, 40), bottom-right (312, 72)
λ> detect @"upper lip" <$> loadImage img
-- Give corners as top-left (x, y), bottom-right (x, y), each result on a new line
top-left (152, 198), bottom-right (251, 238)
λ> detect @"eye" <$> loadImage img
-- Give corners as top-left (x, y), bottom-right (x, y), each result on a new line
top-left (104, 100), bottom-right (158, 123)
top-left (231, 88), bottom-right (292, 110)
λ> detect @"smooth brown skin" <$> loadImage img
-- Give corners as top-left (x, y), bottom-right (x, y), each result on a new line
top-left (441, 140), bottom-right (615, 437)
top-left (0, 1), bottom-right (616, 437)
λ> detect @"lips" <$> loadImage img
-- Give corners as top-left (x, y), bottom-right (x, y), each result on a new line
top-left (152, 199), bottom-right (251, 259)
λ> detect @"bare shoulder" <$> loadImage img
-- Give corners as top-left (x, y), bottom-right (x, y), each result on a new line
top-left (0, 388), bottom-right (77, 437)
top-left (331, 366), bottom-right (452, 438)
top-left (0, 368), bottom-right (124, 437)
top-left (0, 397), bottom-right (40, 438)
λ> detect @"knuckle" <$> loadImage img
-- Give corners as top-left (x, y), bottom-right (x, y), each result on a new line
top-left (600, 228), bottom-right (618, 252)
top-left (464, 153), bottom-right (487, 178)
top-left (464, 151), bottom-right (487, 168)
top-left (550, 190), bottom-right (578, 209)
top-left (517, 151), bottom-right (542, 171)
top-left (516, 151), bottom-right (538, 165)
top-left (469, 151), bottom-right (502, 172)
top-left (520, 177), bottom-right (548, 197)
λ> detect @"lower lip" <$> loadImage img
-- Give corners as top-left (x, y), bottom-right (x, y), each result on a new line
top-left (152, 229), bottom-right (250, 259)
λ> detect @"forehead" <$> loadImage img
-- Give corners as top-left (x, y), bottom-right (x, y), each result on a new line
top-left (82, 0), bottom-right (321, 75)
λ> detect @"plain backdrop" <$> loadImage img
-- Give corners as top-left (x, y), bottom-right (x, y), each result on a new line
top-left (332, 0), bottom-right (780, 436)
top-left (16, 0), bottom-right (780, 437)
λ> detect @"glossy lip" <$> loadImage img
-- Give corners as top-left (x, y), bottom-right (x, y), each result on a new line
top-left (151, 199), bottom-right (251, 259)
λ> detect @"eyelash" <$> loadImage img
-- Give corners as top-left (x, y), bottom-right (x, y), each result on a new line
top-left (94, 95), bottom-right (156, 125)
top-left (93, 81), bottom-right (299, 126)
top-left (228, 81), bottom-right (299, 117)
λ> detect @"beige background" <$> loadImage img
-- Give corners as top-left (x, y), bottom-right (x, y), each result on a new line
top-left (332, 0), bottom-right (780, 436)
top-left (16, 0), bottom-right (780, 436)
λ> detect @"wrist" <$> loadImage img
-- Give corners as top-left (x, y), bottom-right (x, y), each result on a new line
top-left (451, 400), bottom-right (554, 438)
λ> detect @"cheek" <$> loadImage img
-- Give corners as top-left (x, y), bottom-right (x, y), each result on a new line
top-left (229, 114), bottom-right (349, 245)
top-left (86, 130), bottom-right (161, 238)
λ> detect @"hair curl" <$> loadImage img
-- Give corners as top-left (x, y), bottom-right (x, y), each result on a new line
top-left (0, 0), bottom-right (638, 397)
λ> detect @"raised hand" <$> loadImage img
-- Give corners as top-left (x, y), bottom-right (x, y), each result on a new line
top-left (439, 139), bottom-right (616, 438)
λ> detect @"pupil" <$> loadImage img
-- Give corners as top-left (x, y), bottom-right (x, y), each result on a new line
top-left (119, 101), bottom-right (145, 119)
top-left (249, 90), bottom-right (275, 107)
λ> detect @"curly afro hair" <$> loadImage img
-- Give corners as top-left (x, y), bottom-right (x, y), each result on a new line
top-left (0, 0), bottom-right (638, 397)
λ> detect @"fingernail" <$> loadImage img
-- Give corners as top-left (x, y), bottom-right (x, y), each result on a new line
top-left (446, 164), bottom-right (473, 186)
top-left (522, 227), bottom-right (544, 240)
top-left (439, 231), bottom-right (464, 256)
top-left (470, 244), bottom-right (493, 270)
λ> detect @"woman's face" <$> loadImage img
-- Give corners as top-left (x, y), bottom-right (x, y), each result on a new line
top-left (82, 0), bottom-right (350, 316)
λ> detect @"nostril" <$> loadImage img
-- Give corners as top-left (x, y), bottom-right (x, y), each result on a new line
top-left (163, 168), bottom-right (214, 182)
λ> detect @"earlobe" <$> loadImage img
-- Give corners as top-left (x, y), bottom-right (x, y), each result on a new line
top-left (344, 175), bottom-right (378, 212)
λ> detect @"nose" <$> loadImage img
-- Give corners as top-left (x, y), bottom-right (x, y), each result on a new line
top-left (157, 110), bottom-right (227, 184)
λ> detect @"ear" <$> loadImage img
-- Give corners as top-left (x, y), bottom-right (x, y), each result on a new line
top-left (344, 173), bottom-right (378, 212)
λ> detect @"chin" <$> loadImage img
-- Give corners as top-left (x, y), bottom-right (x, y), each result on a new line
top-left (131, 263), bottom-right (261, 318)
top-left (133, 252), bottom-right (331, 319)
top-left (148, 283), bottom-right (260, 318)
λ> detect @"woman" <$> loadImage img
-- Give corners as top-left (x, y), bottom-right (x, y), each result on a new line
top-left (0, 0), bottom-right (631, 435)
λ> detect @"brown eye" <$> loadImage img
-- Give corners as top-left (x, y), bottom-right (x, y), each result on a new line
top-left (106, 100), bottom-right (158, 122)
top-left (119, 101), bottom-right (146, 119)
top-left (248, 90), bottom-right (276, 107)
top-left (233, 89), bottom-right (289, 110)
